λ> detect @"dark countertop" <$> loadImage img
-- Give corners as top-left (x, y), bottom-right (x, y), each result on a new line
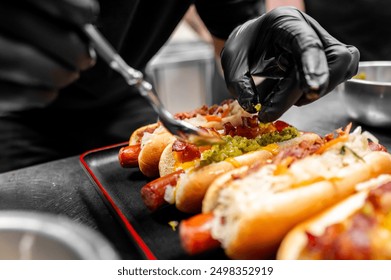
top-left (0, 91), bottom-right (390, 260)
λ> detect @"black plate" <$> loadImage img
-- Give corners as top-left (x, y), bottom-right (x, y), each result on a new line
top-left (80, 143), bottom-right (227, 260)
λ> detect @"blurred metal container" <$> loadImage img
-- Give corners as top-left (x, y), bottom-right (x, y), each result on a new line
top-left (0, 211), bottom-right (119, 260)
top-left (338, 61), bottom-right (391, 127)
top-left (146, 41), bottom-right (215, 114)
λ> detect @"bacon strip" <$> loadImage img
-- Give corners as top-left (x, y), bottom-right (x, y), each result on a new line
top-left (368, 141), bottom-right (388, 152)
top-left (172, 140), bottom-right (201, 163)
top-left (304, 181), bottom-right (391, 259)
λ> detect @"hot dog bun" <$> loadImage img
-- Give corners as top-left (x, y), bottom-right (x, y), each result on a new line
top-left (128, 123), bottom-right (159, 145)
top-left (118, 123), bottom-right (159, 168)
top-left (202, 132), bottom-right (323, 213)
top-left (175, 149), bottom-right (274, 213)
top-left (277, 174), bottom-right (391, 260)
top-left (148, 121), bottom-right (321, 214)
top-left (158, 143), bottom-right (177, 177)
top-left (154, 145), bottom-right (273, 213)
top-left (138, 126), bottom-right (176, 178)
top-left (199, 126), bottom-right (391, 259)
top-left (158, 131), bottom-right (318, 178)
top-left (176, 132), bottom-right (323, 213)
top-left (121, 99), bottom-right (253, 177)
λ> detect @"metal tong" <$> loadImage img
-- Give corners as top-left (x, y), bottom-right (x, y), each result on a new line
top-left (83, 24), bottom-right (222, 145)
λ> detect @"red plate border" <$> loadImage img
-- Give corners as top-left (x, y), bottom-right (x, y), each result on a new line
top-left (79, 142), bottom-right (157, 260)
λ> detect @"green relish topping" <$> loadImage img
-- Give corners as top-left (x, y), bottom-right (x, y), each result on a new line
top-left (200, 126), bottom-right (299, 165)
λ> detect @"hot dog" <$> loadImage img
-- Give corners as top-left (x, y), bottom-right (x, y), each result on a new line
top-left (178, 125), bottom-right (391, 259)
top-left (277, 174), bottom-right (391, 260)
top-left (119, 99), bottom-right (253, 177)
top-left (118, 123), bottom-right (160, 168)
top-left (142, 118), bottom-right (321, 213)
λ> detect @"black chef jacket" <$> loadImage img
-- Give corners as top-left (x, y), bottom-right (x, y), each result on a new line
top-left (0, 0), bottom-right (262, 172)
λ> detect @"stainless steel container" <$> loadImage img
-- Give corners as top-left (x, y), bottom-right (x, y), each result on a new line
top-left (338, 61), bottom-right (391, 127)
top-left (146, 41), bottom-right (215, 114)
top-left (0, 211), bottom-right (119, 260)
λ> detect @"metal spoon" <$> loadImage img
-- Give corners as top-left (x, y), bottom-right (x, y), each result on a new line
top-left (83, 24), bottom-right (223, 145)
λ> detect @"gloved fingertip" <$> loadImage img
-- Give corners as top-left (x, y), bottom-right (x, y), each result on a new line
top-left (347, 45), bottom-right (360, 60)
top-left (229, 74), bottom-right (260, 113)
top-left (301, 47), bottom-right (329, 94)
top-left (238, 94), bottom-right (259, 113)
top-left (258, 107), bottom-right (281, 123)
top-left (345, 45), bottom-right (360, 79)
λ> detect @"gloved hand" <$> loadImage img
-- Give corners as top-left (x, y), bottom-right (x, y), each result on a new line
top-left (221, 6), bottom-right (360, 122)
top-left (0, 0), bottom-right (99, 112)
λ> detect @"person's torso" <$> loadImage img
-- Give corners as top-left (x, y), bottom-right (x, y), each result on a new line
top-left (56, 0), bottom-right (193, 111)
top-left (55, 0), bottom-right (262, 112)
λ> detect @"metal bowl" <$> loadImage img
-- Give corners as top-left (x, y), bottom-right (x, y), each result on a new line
top-left (338, 61), bottom-right (391, 127)
top-left (0, 211), bottom-right (120, 260)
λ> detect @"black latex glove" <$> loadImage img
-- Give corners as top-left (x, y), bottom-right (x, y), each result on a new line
top-left (0, 0), bottom-right (99, 112)
top-left (221, 7), bottom-right (360, 122)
